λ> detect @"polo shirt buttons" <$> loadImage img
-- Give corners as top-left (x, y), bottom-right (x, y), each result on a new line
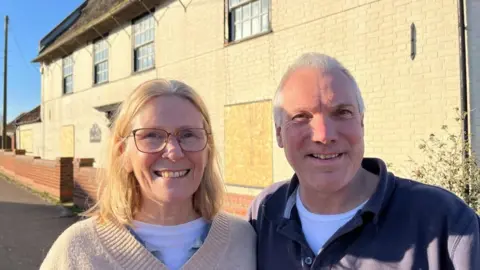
top-left (304, 257), bottom-right (313, 265)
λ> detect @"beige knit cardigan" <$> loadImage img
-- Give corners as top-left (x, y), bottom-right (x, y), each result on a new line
top-left (40, 212), bottom-right (256, 270)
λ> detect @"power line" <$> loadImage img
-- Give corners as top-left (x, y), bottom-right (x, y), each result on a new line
top-left (9, 26), bottom-right (40, 74)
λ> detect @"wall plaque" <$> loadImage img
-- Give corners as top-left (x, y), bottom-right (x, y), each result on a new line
top-left (90, 123), bottom-right (101, 143)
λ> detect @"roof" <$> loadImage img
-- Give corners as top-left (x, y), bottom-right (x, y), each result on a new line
top-left (38, 1), bottom-right (88, 53)
top-left (5, 113), bottom-right (24, 133)
top-left (33, 0), bottom-right (161, 63)
top-left (9, 105), bottom-right (41, 128)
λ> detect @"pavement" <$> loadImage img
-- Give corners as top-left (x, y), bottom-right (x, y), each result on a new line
top-left (0, 176), bottom-right (79, 270)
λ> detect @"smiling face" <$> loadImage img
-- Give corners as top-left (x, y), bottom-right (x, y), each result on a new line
top-left (124, 95), bottom-right (208, 204)
top-left (276, 67), bottom-right (364, 194)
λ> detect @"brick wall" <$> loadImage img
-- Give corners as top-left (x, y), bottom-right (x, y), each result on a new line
top-left (73, 158), bottom-right (98, 209)
top-left (71, 159), bottom-right (254, 216)
top-left (0, 152), bottom-right (255, 216)
top-left (224, 193), bottom-right (255, 217)
top-left (0, 150), bottom-right (73, 202)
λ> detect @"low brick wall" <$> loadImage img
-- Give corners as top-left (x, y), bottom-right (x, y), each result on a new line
top-left (0, 151), bottom-right (255, 216)
top-left (72, 160), bottom-right (255, 216)
top-left (224, 193), bottom-right (255, 217)
top-left (73, 158), bottom-right (98, 210)
top-left (0, 150), bottom-right (73, 202)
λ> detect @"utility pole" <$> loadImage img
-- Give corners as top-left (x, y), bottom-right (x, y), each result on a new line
top-left (2, 16), bottom-right (8, 150)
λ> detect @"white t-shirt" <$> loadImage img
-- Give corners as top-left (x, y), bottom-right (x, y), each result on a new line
top-left (132, 218), bottom-right (207, 270)
top-left (296, 191), bottom-right (367, 255)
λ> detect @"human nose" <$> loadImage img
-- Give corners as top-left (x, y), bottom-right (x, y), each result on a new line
top-left (162, 134), bottom-right (185, 160)
top-left (310, 115), bottom-right (338, 144)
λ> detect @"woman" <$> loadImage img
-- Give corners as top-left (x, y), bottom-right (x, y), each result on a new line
top-left (41, 79), bottom-right (256, 269)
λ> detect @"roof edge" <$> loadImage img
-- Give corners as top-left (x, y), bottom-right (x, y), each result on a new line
top-left (38, 1), bottom-right (88, 53)
top-left (10, 105), bottom-right (42, 127)
top-left (15, 117), bottom-right (42, 127)
top-left (32, 0), bottom-right (135, 63)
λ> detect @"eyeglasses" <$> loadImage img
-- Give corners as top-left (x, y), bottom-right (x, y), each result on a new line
top-left (130, 128), bottom-right (209, 153)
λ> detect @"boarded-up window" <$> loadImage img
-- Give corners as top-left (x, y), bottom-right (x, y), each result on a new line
top-left (19, 130), bottom-right (33, 153)
top-left (224, 100), bottom-right (272, 187)
top-left (60, 125), bottom-right (75, 157)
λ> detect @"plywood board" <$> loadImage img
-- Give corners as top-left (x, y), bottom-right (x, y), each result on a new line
top-left (60, 125), bottom-right (75, 157)
top-left (224, 100), bottom-right (272, 187)
top-left (19, 130), bottom-right (33, 153)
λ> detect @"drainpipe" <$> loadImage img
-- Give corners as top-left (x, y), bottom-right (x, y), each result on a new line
top-left (457, 0), bottom-right (470, 201)
top-left (457, 0), bottom-right (468, 159)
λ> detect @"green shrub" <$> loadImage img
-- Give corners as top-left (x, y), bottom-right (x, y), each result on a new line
top-left (407, 108), bottom-right (480, 213)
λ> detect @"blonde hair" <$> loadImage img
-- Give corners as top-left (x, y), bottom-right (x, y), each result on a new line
top-left (85, 79), bottom-right (224, 225)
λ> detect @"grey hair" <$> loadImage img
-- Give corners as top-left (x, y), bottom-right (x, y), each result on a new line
top-left (273, 53), bottom-right (365, 127)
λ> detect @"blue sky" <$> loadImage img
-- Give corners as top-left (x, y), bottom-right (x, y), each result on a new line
top-left (0, 0), bottom-right (84, 122)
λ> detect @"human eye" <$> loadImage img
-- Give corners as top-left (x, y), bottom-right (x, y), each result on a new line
top-left (179, 129), bottom-right (202, 139)
top-left (136, 130), bottom-right (165, 140)
top-left (336, 108), bottom-right (354, 118)
top-left (291, 112), bottom-right (310, 122)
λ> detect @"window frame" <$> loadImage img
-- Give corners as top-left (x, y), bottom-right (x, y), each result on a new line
top-left (93, 36), bottom-right (109, 85)
top-left (227, 0), bottom-right (271, 42)
top-left (132, 11), bottom-right (156, 73)
top-left (62, 55), bottom-right (74, 95)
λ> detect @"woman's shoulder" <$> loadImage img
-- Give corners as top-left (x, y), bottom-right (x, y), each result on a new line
top-left (205, 212), bottom-right (256, 269)
top-left (216, 211), bottom-right (256, 238)
top-left (61, 217), bottom-right (97, 236)
top-left (50, 217), bottom-right (98, 249)
top-left (40, 217), bottom-right (100, 269)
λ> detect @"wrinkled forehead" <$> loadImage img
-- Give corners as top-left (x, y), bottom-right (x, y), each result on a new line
top-left (281, 67), bottom-right (359, 110)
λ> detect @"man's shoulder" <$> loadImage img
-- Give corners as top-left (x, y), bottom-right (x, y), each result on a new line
top-left (391, 176), bottom-right (479, 264)
top-left (255, 180), bottom-right (290, 203)
top-left (248, 180), bottom-right (291, 222)
top-left (393, 176), bottom-right (478, 222)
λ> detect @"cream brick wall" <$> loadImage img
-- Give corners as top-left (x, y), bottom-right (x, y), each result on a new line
top-left (467, 0), bottom-right (480, 155)
top-left (110, 24), bottom-right (133, 81)
top-left (227, 0), bottom-right (463, 181)
top-left (40, 0), bottom-right (466, 192)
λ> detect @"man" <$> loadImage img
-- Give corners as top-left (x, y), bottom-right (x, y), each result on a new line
top-left (248, 52), bottom-right (479, 269)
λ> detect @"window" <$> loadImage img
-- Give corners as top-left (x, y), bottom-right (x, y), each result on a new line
top-left (229, 0), bottom-right (270, 41)
top-left (133, 13), bottom-right (155, 72)
top-left (94, 38), bottom-right (109, 84)
top-left (63, 55), bottom-right (73, 94)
